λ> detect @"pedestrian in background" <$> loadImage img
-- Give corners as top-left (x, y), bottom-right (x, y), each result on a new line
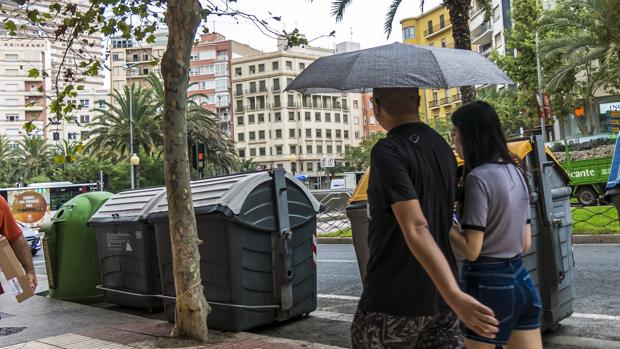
top-left (350, 88), bottom-right (498, 348)
top-left (450, 101), bottom-right (543, 349)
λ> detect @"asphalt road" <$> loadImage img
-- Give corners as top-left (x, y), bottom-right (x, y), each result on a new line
top-left (28, 244), bottom-right (620, 348)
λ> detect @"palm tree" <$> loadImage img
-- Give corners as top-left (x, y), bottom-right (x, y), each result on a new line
top-left (53, 140), bottom-right (84, 164)
top-left (85, 84), bottom-right (161, 161)
top-left (15, 135), bottom-right (52, 179)
top-left (239, 158), bottom-right (257, 172)
top-left (540, 0), bottom-right (620, 134)
top-left (0, 135), bottom-right (17, 184)
top-left (315, 0), bottom-right (492, 102)
top-left (146, 73), bottom-right (240, 174)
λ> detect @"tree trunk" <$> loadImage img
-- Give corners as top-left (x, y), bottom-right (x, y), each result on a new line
top-left (161, 0), bottom-right (210, 342)
top-left (447, 0), bottom-right (476, 103)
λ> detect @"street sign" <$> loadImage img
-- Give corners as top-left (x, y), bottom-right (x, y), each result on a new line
top-left (320, 157), bottom-right (335, 168)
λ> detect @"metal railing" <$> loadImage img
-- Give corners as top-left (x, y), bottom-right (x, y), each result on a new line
top-left (311, 190), bottom-right (354, 235)
top-left (440, 96), bottom-right (452, 105)
top-left (571, 205), bottom-right (620, 233)
top-left (423, 22), bottom-right (451, 37)
top-left (429, 100), bottom-right (440, 108)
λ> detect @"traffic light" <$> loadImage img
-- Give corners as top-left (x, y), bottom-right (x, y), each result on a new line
top-left (192, 142), bottom-right (207, 171)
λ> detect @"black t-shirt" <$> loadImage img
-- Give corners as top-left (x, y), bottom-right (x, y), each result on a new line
top-left (361, 122), bottom-right (457, 316)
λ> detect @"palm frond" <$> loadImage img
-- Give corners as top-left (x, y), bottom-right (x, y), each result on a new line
top-left (383, 0), bottom-right (403, 37)
top-left (330, 0), bottom-right (354, 22)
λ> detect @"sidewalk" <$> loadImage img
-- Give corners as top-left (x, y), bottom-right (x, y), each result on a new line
top-left (0, 294), bottom-right (344, 349)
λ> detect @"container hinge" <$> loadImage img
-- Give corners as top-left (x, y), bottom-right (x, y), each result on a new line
top-left (272, 168), bottom-right (294, 318)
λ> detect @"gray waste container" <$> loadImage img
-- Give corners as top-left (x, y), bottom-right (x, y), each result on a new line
top-left (89, 187), bottom-right (166, 310)
top-left (148, 169), bottom-right (320, 331)
top-left (348, 136), bottom-right (574, 331)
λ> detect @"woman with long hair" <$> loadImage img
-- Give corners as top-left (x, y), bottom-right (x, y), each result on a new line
top-left (450, 101), bottom-right (543, 349)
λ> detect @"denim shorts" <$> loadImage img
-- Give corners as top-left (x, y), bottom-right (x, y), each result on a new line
top-left (460, 255), bottom-right (542, 346)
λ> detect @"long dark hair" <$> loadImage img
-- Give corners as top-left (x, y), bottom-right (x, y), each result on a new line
top-left (451, 101), bottom-right (515, 175)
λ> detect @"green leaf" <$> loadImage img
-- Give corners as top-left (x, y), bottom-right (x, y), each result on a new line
top-left (26, 9), bottom-right (40, 23)
top-left (4, 20), bottom-right (17, 34)
top-left (23, 122), bottom-right (36, 134)
top-left (28, 68), bottom-right (40, 78)
top-left (54, 154), bottom-right (66, 165)
top-left (48, 3), bottom-right (62, 13)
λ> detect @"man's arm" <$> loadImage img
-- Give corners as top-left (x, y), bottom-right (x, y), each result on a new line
top-left (392, 200), bottom-right (498, 338)
top-left (9, 236), bottom-right (37, 291)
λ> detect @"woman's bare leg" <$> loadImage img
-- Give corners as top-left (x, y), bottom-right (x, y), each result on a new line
top-left (505, 329), bottom-right (542, 349)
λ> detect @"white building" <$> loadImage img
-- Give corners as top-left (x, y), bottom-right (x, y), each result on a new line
top-left (232, 45), bottom-right (364, 188)
top-left (46, 89), bottom-right (110, 143)
top-left (469, 0), bottom-right (510, 57)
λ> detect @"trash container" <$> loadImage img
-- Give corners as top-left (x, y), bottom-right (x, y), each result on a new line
top-left (41, 191), bottom-right (113, 302)
top-left (89, 187), bottom-right (166, 310)
top-left (605, 134), bottom-right (620, 222)
top-left (148, 169), bottom-right (320, 331)
top-left (347, 136), bottom-right (574, 331)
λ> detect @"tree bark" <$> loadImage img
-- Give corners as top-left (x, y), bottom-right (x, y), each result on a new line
top-left (447, 0), bottom-right (476, 103)
top-left (161, 0), bottom-right (210, 342)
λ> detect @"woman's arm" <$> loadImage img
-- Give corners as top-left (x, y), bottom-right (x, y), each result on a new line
top-left (523, 224), bottom-right (532, 253)
top-left (450, 226), bottom-right (484, 261)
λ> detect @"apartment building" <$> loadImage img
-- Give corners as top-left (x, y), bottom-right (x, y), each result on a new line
top-left (0, 38), bottom-right (47, 142)
top-left (109, 32), bottom-right (168, 91)
top-left (469, 0), bottom-right (511, 57)
top-left (189, 33), bottom-right (262, 136)
top-left (232, 47), bottom-right (364, 188)
top-left (46, 89), bottom-right (109, 143)
top-left (400, 5), bottom-right (463, 122)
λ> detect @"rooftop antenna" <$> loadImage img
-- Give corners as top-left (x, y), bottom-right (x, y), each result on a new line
top-left (350, 27), bottom-right (353, 42)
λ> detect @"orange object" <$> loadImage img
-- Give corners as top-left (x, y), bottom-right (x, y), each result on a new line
top-left (574, 106), bottom-right (585, 118)
top-left (10, 191), bottom-right (48, 225)
top-left (0, 196), bottom-right (23, 242)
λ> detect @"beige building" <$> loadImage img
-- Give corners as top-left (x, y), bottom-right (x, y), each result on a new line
top-left (109, 32), bottom-right (168, 91)
top-left (46, 89), bottom-right (109, 143)
top-left (232, 46), bottom-right (364, 188)
top-left (0, 38), bottom-right (47, 142)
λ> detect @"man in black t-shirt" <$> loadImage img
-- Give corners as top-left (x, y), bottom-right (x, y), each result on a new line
top-left (350, 88), bottom-right (499, 348)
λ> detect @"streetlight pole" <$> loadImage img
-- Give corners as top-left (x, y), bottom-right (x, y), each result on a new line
top-left (124, 63), bottom-right (139, 189)
top-left (535, 0), bottom-right (546, 142)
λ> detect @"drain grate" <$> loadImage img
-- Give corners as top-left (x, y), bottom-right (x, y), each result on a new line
top-left (0, 327), bottom-right (27, 337)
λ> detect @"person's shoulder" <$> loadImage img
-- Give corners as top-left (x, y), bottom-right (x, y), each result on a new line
top-left (371, 137), bottom-right (399, 156)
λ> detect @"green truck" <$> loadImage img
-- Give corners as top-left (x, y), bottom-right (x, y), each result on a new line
top-left (560, 156), bottom-right (613, 206)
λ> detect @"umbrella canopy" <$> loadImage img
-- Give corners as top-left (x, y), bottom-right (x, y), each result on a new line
top-left (285, 43), bottom-right (513, 94)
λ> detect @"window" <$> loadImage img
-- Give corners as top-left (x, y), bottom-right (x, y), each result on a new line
top-left (259, 80), bottom-right (267, 92)
top-left (5, 69), bottom-right (18, 76)
top-left (191, 52), bottom-right (199, 60)
top-left (288, 112), bottom-right (295, 121)
top-left (5, 53), bottom-right (18, 61)
top-left (337, 145), bottom-right (343, 154)
top-left (6, 114), bottom-right (19, 122)
top-left (215, 78), bottom-right (228, 92)
top-left (52, 132), bottom-right (60, 141)
top-left (235, 67), bottom-right (242, 76)
top-left (250, 148), bottom-right (256, 157)
top-left (249, 82), bottom-right (257, 93)
top-left (493, 6), bottom-right (501, 22)
top-left (276, 129), bottom-right (282, 138)
top-left (274, 95), bottom-right (281, 107)
top-left (353, 100), bottom-right (359, 109)
top-left (249, 131), bottom-right (256, 140)
top-left (97, 100), bottom-right (106, 108)
top-left (355, 131), bottom-right (361, 139)
top-left (216, 50), bottom-right (228, 61)
top-left (402, 26), bottom-right (415, 40)
top-left (258, 114), bottom-right (265, 123)
top-left (238, 133), bottom-right (245, 142)
top-left (248, 114), bottom-right (255, 123)
top-left (354, 116), bottom-right (360, 125)
top-left (79, 99), bottom-right (90, 108)
top-left (199, 50), bottom-right (215, 60)
top-left (326, 129), bottom-right (332, 138)
top-left (277, 163), bottom-right (284, 168)
top-left (327, 145), bottom-right (333, 154)
top-left (259, 147), bottom-right (266, 156)
top-left (335, 113), bottom-right (341, 122)
top-left (299, 62), bottom-right (306, 70)
top-left (235, 84), bottom-right (243, 96)
top-left (315, 112), bottom-right (321, 122)
top-left (259, 130), bottom-right (265, 139)
top-left (343, 114), bottom-right (348, 123)
top-left (336, 129), bottom-right (341, 138)
top-left (286, 61), bottom-right (293, 70)
top-left (249, 65), bottom-right (256, 74)
top-left (287, 94), bottom-right (295, 107)
top-left (258, 64), bottom-right (265, 72)
top-left (494, 32), bottom-right (503, 48)
top-left (275, 112), bottom-right (282, 121)
top-left (307, 162), bottom-right (313, 171)
top-left (238, 149), bottom-right (246, 158)
top-left (317, 145), bottom-right (323, 154)
top-left (316, 129), bottom-right (322, 138)
top-left (286, 78), bottom-right (293, 87)
top-left (80, 115), bottom-right (90, 123)
top-left (237, 116), bottom-right (244, 125)
top-left (112, 53), bottom-right (124, 61)
top-left (303, 112), bottom-right (311, 121)
top-left (289, 129), bottom-right (296, 138)
top-left (272, 78), bottom-right (281, 91)
top-left (215, 62), bottom-right (227, 76)
top-left (272, 61), bottom-right (279, 70)
top-left (427, 20), bottom-right (433, 35)
top-left (68, 132), bottom-right (79, 140)
top-left (302, 129), bottom-right (310, 138)
top-left (276, 145), bottom-right (283, 155)
top-left (325, 113), bottom-right (331, 122)
top-left (289, 145), bottom-right (297, 154)
top-left (441, 38), bottom-right (447, 48)
top-left (439, 15), bottom-right (446, 29)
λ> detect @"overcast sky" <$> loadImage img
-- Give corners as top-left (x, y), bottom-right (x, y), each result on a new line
top-left (205, 0), bottom-right (443, 52)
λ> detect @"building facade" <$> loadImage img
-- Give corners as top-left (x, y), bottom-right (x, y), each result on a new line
top-left (231, 48), bottom-right (364, 188)
top-left (109, 32), bottom-right (168, 91)
top-left (469, 0), bottom-right (511, 57)
top-left (400, 5), bottom-right (463, 123)
top-left (46, 89), bottom-right (109, 144)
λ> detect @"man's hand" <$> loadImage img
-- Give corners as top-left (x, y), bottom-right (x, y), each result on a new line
top-left (448, 291), bottom-right (499, 338)
top-left (26, 270), bottom-right (38, 291)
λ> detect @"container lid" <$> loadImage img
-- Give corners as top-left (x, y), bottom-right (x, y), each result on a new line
top-left (88, 187), bottom-right (166, 224)
top-left (148, 172), bottom-right (320, 221)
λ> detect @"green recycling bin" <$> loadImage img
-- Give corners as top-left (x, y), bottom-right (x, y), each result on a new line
top-left (41, 191), bottom-right (113, 302)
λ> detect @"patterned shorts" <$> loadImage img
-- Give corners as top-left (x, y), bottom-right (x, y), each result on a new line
top-left (350, 309), bottom-right (465, 349)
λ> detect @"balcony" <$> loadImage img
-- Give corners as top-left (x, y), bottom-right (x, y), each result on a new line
top-left (287, 102), bottom-right (299, 109)
top-left (235, 106), bottom-right (245, 112)
top-left (259, 86), bottom-right (268, 93)
top-left (429, 100), bottom-right (440, 109)
top-left (272, 86), bottom-right (281, 92)
top-left (423, 23), bottom-right (452, 38)
top-left (452, 93), bottom-right (462, 102)
top-left (245, 89), bottom-right (258, 95)
top-left (216, 54), bottom-right (228, 62)
top-left (234, 90), bottom-right (243, 96)
top-left (471, 22), bottom-right (493, 45)
top-left (440, 96), bottom-right (452, 106)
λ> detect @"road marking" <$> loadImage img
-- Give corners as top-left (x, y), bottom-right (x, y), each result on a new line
top-left (574, 243), bottom-right (620, 246)
top-left (311, 310), bottom-right (355, 323)
top-left (317, 260), bottom-right (358, 263)
top-left (545, 335), bottom-right (620, 348)
top-left (318, 294), bottom-right (360, 301)
top-left (573, 313), bottom-right (620, 321)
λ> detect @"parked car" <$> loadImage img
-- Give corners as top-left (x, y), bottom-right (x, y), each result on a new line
top-left (18, 222), bottom-right (42, 255)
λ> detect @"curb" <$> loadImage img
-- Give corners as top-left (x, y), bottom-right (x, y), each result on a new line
top-left (572, 234), bottom-right (620, 244)
top-left (318, 235), bottom-right (620, 244)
